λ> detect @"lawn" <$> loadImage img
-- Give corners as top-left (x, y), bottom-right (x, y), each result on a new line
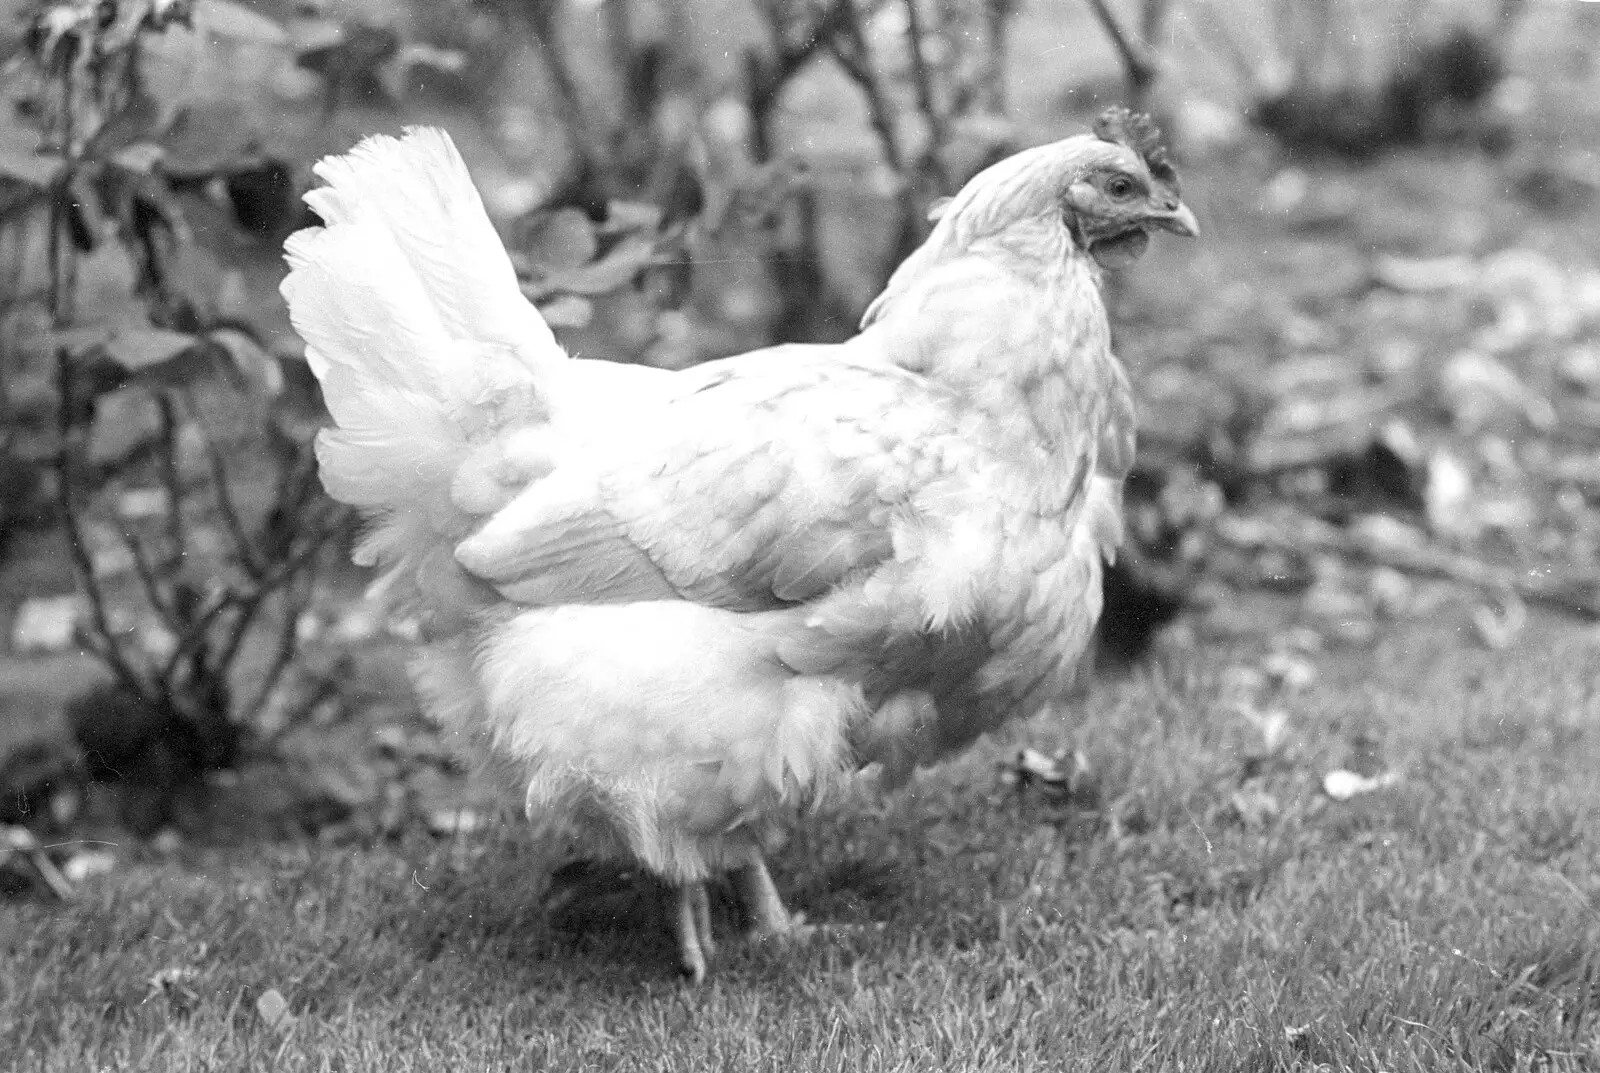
top-left (5, 608), bottom-right (1600, 1072)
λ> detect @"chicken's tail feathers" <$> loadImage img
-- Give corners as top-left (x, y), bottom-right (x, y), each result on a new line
top-left (281, 126), bottom-right (562, 518)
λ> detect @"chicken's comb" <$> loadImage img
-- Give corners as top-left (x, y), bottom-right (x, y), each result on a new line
top-left (1093, 107), bottom-right (1179, 194)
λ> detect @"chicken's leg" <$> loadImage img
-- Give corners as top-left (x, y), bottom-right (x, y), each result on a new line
top-left (672, 882), bottom-right (714, 983)
top-left (734, 853), bottom-right (810, 941)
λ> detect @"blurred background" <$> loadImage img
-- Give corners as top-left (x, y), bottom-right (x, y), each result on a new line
top-left (1, 0), bottom-right (1598, 858)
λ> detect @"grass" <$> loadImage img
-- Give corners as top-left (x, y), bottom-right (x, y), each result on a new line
top-left (5, 609), bottom-right (1600, 1072)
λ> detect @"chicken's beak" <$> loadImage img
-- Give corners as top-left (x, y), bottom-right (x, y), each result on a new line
top-left (1148, 200), bottom-right (1200, 238)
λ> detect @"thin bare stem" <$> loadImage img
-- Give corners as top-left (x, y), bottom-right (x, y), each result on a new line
top-left (214, 508), bottom-right (351, 680)
top-left (980, 0), bottom-right (1014, 113)
top-left (1140, 0), bottom-right (1170, 50)
top-left (748, 0), bottom-right (856, 162)
top-left (188, 406), bottom-right (262, 577)
top-left (829, 3), bottom-right (907, 175)
top-left (155, 393), bottom-right (185, 569)
top-left (238, 567), bottom-right (316, 725)
top-left (116, 524), bottom-right (176, 623)
top-left (899, 0), bottom-right (952, 191)
top-left (159, 586), bottom-right (233, 683)
top-left (1085, 0), bottom-right (1160, 108)
top-left (54, 355), bottom-right (151, 703)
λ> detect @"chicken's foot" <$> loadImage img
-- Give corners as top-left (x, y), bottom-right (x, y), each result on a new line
top-left (672, 882), bottom-right (715, 983)
top-left (734, 854), bottom-right (811, 942)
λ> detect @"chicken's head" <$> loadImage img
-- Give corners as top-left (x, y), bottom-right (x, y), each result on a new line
top-left (1062, 108), bottom-right (1200, 269)
top-left (937, 107), bottom-right (1198, 271)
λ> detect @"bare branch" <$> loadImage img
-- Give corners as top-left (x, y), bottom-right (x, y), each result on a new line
top-left (1139, 0), bottom-right (1171, 49)
top-left (899, 0), bottom-right (953, 192)
top-left (828, 0), bottom-right (906, 174)
top-left (52, 351), bottom-right (153, 704)
top-left (237, 569), bottom-right (316, 725)
top-left (747, 0), bottom-right (858, 160)
top-left (116, 524), bottom-right (176, 625)
top-left (160, 587), bottom-right (233, 684)
top-left (1084, 0), bottom-right (1160, 107)
top-left (155, 393), bottom-right (186, 570)
top-left (213, 507), bottom-right (353, 681)
top-left (187, 405), bottom-right (263, 578)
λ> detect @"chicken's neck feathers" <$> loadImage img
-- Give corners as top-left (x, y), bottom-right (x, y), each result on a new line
top-left (863, 221), bottom-right (1115, 510)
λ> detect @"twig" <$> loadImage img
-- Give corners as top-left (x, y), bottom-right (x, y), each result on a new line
top-left (747, 0), bottom-right (856, 162)
top-left (53, 351), bottom-right (152, 705)
top-left (828, 0), bottom-right (905, 174)
top-left (829, 0), bottom-right (927, 269)
top-left (1084, 0), bottom-right (1160, 109)
top-left (1139, 0), bottom-right (1170, 48)
top-left (155, 393), bottom-right (186, 570)
top-left (237, 566), bottom-right (316, 725)
top-left (899, 0), bottom-right (952, 191)
top-left (187, 405), bottom-right (262, 578)
top-left (978, 0), bottom-right (1014, 113)
top-left (116, 524), bottom-right (177, 623)
top-left (213, 508), bottom-right (352, 679)
top-left (160, 587), bottom-right (234, 684)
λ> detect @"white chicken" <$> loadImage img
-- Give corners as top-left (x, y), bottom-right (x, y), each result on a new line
top-left (281, 113), bottom-right (1196, 980)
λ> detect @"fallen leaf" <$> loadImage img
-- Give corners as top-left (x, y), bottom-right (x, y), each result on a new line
top-left (1424, 450), bottom-right (1475, 538)
top-left (536, 293), bottom-right (593, 329)
top-left (10, 595), bottom-right (83, 654)
top-left (1473, 591), bottom-right (1526, 650)
top-left (1323, 769), bottom-right (1400, 800)
top-left (1372, 253), bottom-right (1475, 293)
top-left (145, 967), bottom-right (201, 1011)
top-left (63, 852), bottom-right (116, 884)
top-left (255, 988), bottom-right (297, 1032)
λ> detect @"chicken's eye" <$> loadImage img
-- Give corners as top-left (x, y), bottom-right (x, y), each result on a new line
top-left (1105, 175), bottom-right (1139, 201)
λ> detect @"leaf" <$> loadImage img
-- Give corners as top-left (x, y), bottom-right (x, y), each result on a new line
top-left (1472, 590), bottom-right (1526, 650)
top-left (84, 89), bottom-right (166, 162)
top-left (195, 0), bottom-right (288, 45)
top-left (113, 142), bottom-right (166, 173)
top-left (536, 294), bottom-right (593, 329)
top-left (207, 328), bottom-right (283, 397)
top-left (158, 101), bottom-right (266, 176)
top-left (62, 851), bottom-right (115, 884)
top-left (602, 199), bottom-right (664, 234)
top-left (295, 23), bottom-right (399, 94)
top-left (1322, 769), bottom-right (1400, 800)
top-left (0, 133), bottom-right (62, 188)
top-left (382, 42), bottom-right (468, 98)
top-left (98, 327), bottom-right (200, 374)
top-left (519, 208), bottom-right (598, 272)
top-left (255, 988), bottom-right (296, 1032)
top-left (144, 966), bottom-right (201, 1010)
top-left (532, 234), bottom-right (662, 298)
